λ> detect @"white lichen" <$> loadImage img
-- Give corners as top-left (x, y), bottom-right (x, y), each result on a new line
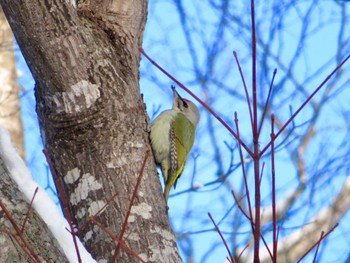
top-left (151, 225), bottom-right (173, 241)
top-left (88, 200), bottom-right (105, 216)
top-left (50, 80), bottom-right (100, 113)
top-left (64, 167), bottom-right (81, 184)
top-left (130, 203), bottom-right (152, 220)
top-left (83, 230), bottom-right (93, 242)
top-left (76, 207), bottom-right (86, 219)
top-left (69, 173), bottom-right (102, 205)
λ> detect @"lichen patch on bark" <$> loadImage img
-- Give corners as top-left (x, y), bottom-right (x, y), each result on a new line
top-left (69, 172), bottom-right (102, 205)
top-left (50, 80), bottom-right (100, 113)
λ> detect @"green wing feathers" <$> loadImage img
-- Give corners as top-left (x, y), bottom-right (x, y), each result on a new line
top-left (166, 113), bottom-right (195, 195)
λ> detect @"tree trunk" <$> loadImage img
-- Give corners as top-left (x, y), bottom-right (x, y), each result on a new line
top-left (0, 1), bottom-right (182, 262)
top-left (0, 7), bottom-right (25, 160)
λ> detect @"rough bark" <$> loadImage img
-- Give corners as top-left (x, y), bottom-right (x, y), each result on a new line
top-left (0, 0), bottom-right (182, 262)
top-left (0, 156), bottom-right (68, 262)
top-left (0, 7), bottom-right (25, 160)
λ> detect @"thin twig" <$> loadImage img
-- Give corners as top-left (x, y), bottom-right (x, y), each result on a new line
top-left (260, 54), bottom-right (350, 157)
top-left (21, 187), bottom-right (39, 233)
top-left (90, 217), bottom-right (146, 263)
top-left (271, 115), bottom-right (277, 263)
top-left (1, 229), bottom-right (38, 262)
top-left (233, 51), bottom-right (253, 129)
top-left (258, 69), bottom-right (277, 137)
top-left (234, 112), bottom-right (253, 223)
top-left (231, 190), bottom-right (250, 220)
top-left (112, 150), bottom-right (150, 261)
top-left (237, 244), bottom-right (249, 261)
top-left (312, 231), bottom-right (324, 263)
top-left (208, 213), bottom-right (235, 263)
top-left (139, 47), bottom-right (253, 157)
top-left (43, 149), bottom-right (81, 263)
top-left (260, 232), bottom-right (273, 262)
top-left (297, 224), bottom-right (338, 263)
top-left (259, 162), bottom-right (265, 186)
top-left (78, 191), bottom-right (120, 233)
top-left (250, 0), bottom-right (261, 261)
top-left (0, 200), bottom-right (41, 262)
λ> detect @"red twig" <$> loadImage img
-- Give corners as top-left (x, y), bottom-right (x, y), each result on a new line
top-left (312, 231), bottom-right (324, 263)
top-left (260, 232), bottom-right (273, 261)
top-left (231, 190), bottom-right (250, 221)
top-left (90, 217), bottom-right (146, 263)
top-left (43, 149), bottom-right (81, 263)
top-left (208, 213), bottom-right (235, 263)
top-left (112, 150), bottom-right (150, 261)
top-left (297, 223), bottom-right (338, 263)
top-left (260, 53), bottom-right (350, 157)
top-left (233, 51), bottom-right (253, 129)
top-left (237, 244), bottom-right (249, 261)
top-left (259, 162), bottom-right (265, 186)
top-left (78, 191), bottom-right (120, 233)
top-left (250, 1), bottom-right (261, 261)
top-left (21, 187), bottom-right (39, 233)
top-left (139, 47), bottom-right (253, 157)
top-left (0, 200), bottom-right (41, 262)
top-left (270, 115), bottom-right (277, 263)
top-left (258, 69), bottom-right (277, 137)
top-left (1, 228), bottom-right (38, 262)
top-left (234, 112), bottom-right (253, 223)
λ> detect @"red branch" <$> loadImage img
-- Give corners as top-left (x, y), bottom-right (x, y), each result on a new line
top-left (43, 149), bottom-right (82, 263)
top-left (258, 69), bottom-right (277, 137)
top-left (231, 190), bottom-right (250, 221)
top-left (0, 228), bottom-right (38, 261)
top-left (78, 191), bottom-right (120, 234)
top-left (297, 223), bottom-right (338, 263)
top-left (21, 187), bottom-right (39, 233)
top-left (139, 47), bottom-right (253, 157)
top-left (208, 213), bottom-right (235, 263)
top-left (0, 200), bottom-right (41, 262)
top-left (233, 51), bottom-right (253, 129)
top-left (270, 115), bottom-right (277, 262)
top-left (250, 1), bottom-right (261, 261)
top-left (312, 231), bottom-right (324, 262)
top-left (234, 112), bottom-right (253, 223)
top-left (112, 150), bottom-right (150, 261)
top-left (90, 217), bottom-right (146, 263)
top-left (260, 53), bottom-right (350, 157)
top-left (259, 162), bottom-right (265, 186)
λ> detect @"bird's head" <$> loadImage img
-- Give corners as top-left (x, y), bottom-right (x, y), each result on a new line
top-left (172, 86), bottom-right (200, 127)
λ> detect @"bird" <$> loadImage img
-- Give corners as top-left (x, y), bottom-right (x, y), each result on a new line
top-left (150, 86), bottom-right (200, 202)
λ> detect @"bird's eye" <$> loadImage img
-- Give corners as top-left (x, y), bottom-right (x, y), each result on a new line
top-left (183, 101), bottom-right (188, 108)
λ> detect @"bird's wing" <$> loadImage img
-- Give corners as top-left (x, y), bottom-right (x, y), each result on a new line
top-left (169, 112), bottom-right (195, 188)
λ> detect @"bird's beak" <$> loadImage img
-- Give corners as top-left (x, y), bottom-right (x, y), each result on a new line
top-left (172, 85), bottom-right (184, 101)
top-left (172, 85), bottom-right (187, 109)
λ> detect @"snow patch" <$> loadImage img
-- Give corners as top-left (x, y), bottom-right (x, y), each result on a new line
top-left (0, 126), bottom-right (96, 262)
